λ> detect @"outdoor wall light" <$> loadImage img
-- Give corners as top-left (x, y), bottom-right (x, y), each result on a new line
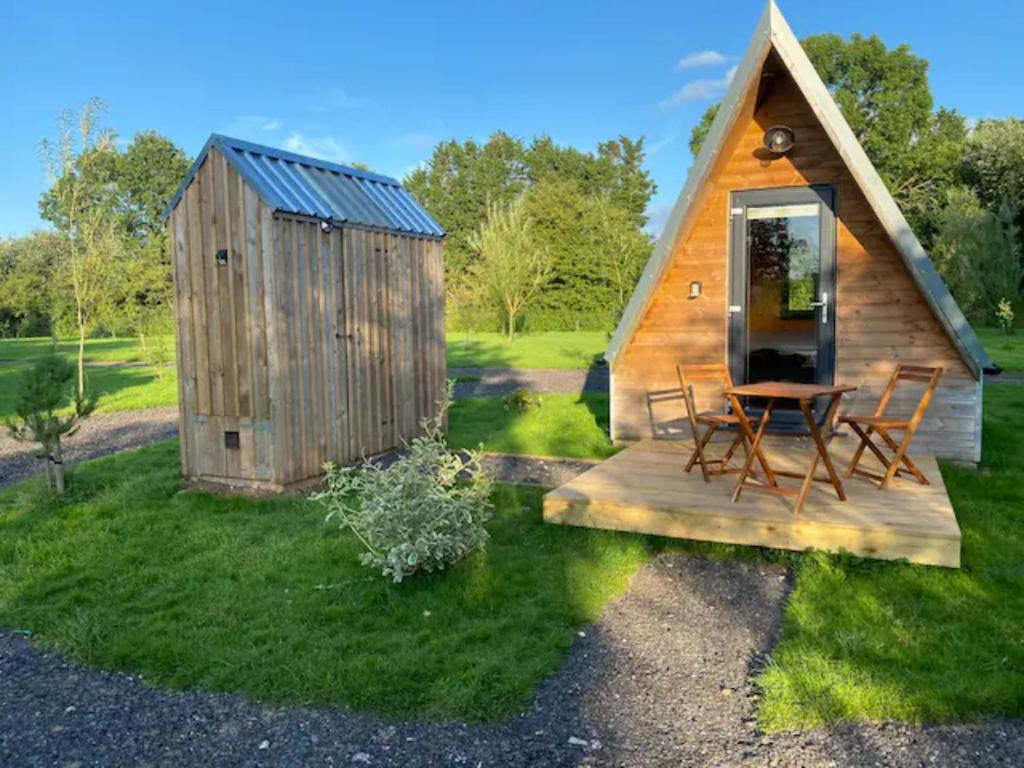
top-left (319, 219), bottom-right (333, 234)
top-left (763, 124), bottom-right (795, 154)
top-left (689, 281), bottom-right (702, 299)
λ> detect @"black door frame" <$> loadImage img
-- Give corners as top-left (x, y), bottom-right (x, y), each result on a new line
top-left (728, 184), bottom-right (838, 422)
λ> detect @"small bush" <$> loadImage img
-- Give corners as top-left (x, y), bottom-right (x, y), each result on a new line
top-left (502, 388), bottom-right (543, 413)
top-left (996, 299), bottom-right (1016, 335)
top-left (313, 383), bottom-right (494, 583)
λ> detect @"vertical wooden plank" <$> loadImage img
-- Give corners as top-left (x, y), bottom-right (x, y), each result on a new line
top-left (226, 164), bottom-right (251, 418)
top-left (243, 184), bottom-right (268, 422)
top-left (433, 238), bottom-right (447, 422)
top-left (202, 157), bottom-right (226, 417)
top-left (185, 169), bottom-right (211, 416)
top-left (306, 223), bottom-right (325, 474)
top-left (262, 211), bottom-right (286, 484)
top-left (290, 221), bottom-right (307, 481)
top-left (170, 208), bottom-right (193, 477)
top-left (337, 228), bottom-right (354, 462)
top-left (355, 230), bottom-right (371, 456)
top-left (320, 226), bottom-right (337, 463)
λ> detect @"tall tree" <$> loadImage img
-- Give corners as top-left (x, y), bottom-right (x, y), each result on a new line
top-left (467, 196), bottom-right (552, 339)
top-left (39, 98), bottom-right (124, 395)
top-left (962, 117), bottom-right (1024, 225)
top-left (405, 131), bottom-right (655, 330)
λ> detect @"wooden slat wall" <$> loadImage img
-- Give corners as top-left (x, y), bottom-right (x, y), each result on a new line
top-left (172, 149), bottom-right (445, 489)
top-left (265, 218), bottom-right (445, 486)
top-left (612, 69), bottom-right (980, 462)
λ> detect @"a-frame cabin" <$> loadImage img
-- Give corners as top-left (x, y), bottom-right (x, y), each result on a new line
top-left (605, 1), bottom-right (993, 464)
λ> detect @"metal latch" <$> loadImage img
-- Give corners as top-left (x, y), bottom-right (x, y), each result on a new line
top-left (728, 305), bottom-right (743, 314)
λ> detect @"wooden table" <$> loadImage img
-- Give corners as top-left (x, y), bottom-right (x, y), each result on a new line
top-left (724, 382), bottom-right (857, 515)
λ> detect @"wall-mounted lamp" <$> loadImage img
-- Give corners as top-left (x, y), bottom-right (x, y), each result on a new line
top-left (215, 248), bottom-right (229, 266)
top-left (688, 281), bottom-right (702, 299)
top-left (319, 219), bottom-right (334, 234)
top-left (763, 124), bottom-right (795, 154)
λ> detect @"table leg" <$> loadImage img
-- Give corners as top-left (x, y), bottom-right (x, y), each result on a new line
top-left (794, 395), bottom-right (846, 515)
top-left (731, 397), bottom-right (776, 503)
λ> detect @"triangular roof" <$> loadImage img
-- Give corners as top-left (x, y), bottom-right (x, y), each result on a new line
top-left (606, 0), bottom-right (993, 378)
top-left (163, 134), bottom-right (445, 238)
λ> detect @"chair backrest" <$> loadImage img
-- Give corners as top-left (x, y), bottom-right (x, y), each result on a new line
top-left (676, 363), bottom-right (733, 428)
top-left (873, 364), bottom-right (944, 428)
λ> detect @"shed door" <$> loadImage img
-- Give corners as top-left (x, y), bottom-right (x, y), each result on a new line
top-left (728, 185), bottom-right (836, 422)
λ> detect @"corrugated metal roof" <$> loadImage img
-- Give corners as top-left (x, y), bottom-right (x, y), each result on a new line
top-left (163, 134), bottom-right (444, 238)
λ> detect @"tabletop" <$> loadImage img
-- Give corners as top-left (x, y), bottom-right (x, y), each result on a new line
top-left (725, 381), bottom-right (858, 400)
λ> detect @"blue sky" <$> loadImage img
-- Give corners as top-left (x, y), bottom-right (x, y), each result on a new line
top-left (2, 0), bottom-right (1021, 239)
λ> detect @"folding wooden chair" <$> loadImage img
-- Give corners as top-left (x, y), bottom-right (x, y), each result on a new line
top-left (677, 363), bottom-right (756, 483)
top-left (838, 364), bottom-right (943, 490)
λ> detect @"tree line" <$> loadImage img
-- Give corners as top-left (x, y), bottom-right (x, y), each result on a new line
top-left (2, 30), bottom-right (1021, 358)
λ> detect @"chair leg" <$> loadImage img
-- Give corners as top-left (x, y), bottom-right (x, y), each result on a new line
top-left (686, 424), bottom-right (718, 483)
top-left (881, 428), bottom-right (918, 491)
top-left (875, 427), bottom-right (929, 485)
top-left (718, 429), bottom-right (746, 473)
top-left (845, 424), bottom-right (872, 478)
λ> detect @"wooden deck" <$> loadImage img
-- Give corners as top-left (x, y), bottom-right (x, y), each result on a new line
top-left (543, 437), bottom-right (961, 567)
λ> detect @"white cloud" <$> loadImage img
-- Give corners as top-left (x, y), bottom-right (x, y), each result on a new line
top-left (225, 115), bottom-right (281, 135)
top-left (395, 131), bottom-right (436, 150)
top-left (659, 64), bottom-right (738, 108)
top-left (305, 87), bottom-right (363, 113)
top-left (283, 132), bottom-right (351, 163)
top-left (644, 202), bottom-right (674, 237)
top-left (647, 131), bottom-right (678, 156)
top-left (674, 50), bottom-right (730, 71)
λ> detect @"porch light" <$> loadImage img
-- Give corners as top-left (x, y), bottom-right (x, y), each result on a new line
top-left (689, 281), bottom-right (702, 299)
top-left (320, 219), bottom-right (333, 233)
top-left (763, 125), bottom-right (795, 154)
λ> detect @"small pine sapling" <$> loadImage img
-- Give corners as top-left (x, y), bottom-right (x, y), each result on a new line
top-left (5, 354), bottom-right (96, 494)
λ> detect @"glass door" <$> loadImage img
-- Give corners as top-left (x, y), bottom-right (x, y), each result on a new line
top-left (728, 186), bottom-right (836, 424)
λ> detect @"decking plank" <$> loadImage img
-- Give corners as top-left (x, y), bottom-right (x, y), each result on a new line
top-left (543, 439), bottom-right (961, 567)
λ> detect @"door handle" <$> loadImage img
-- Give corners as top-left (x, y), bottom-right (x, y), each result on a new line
top-left (809, 292), bottom-right (829, 324)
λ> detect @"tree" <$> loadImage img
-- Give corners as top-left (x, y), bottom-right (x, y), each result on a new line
top-left (39, 98), bottom-right (126, 396)
top-left (523, 180), bottom-right (651, 328)
top-left (405, 132), bottom-right (655, 330)
top-left (0, 232), bottom-right (62, 337)
top-left (467, 196), bottom-right (552, 339)
top-left (962, 118), bottom-right (1024, 225)
top-left (932, 187), bottom-right (1023, 323)
top-left (5, 354), bottom-right (95, 495)
top-left (689, 33), bottom-right (967, 241)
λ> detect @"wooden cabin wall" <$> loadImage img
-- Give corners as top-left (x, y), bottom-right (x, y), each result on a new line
top-left (171, 149), bottom-right (447, 490)
top-left (268, 218), bottom-right (446, 486)
top-left (612, 69), bottom-right (980, 462)
top-left (170, 148), bottom-right (275, 486)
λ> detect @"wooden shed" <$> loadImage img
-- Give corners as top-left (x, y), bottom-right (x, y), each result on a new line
top-left (605, 1), bottom-right (995, 464)
top-left (164, 135), bottom-right (446, 492)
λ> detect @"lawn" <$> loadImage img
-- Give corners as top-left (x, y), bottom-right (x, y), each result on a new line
top-left (0, 362), bottom-right (179, 418)
top-left (449, 393), bottom-right (617, 459)
top-left (1, 355), bottom-right (1022, 730)
top-left (758, 384), bottom-right (1024, 730)
top-left (977, 327), bottom-right (1024, 372)
top-left (446, 331), bottom-right (609, 369)
top-left (0, 441), bottom-right (664, 720)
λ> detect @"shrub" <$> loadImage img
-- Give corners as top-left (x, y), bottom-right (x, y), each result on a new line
top-left (313, 383), bottom-right (494, 583)
top-left (502, 388), bottom-right (543, 413)
top-left (5, 354), bottom-right (95, 494)
top-left (996, 299), bottom-right (1016, 335)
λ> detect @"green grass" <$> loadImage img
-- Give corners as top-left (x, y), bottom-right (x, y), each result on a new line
top-left (977, 327), bottom-right (1024, 372)
top-left (0, 336), bottom-right (173, 365)
top-left (449, 393), bottom-right (617, 459)
top-left (0, 440), bottom-right (682, 720)
top-left (759, 385), bottom-right (1024, 730)
top-left (0, 363), bottom-right (179, 418)
top-left (446, 331), bottom-right (608, 369)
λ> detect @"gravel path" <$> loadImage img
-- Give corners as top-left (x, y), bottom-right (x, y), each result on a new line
top-left (451, 366), bottom-right (609, 399)
top-left (4, 557), bottom-right (1021, 766)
